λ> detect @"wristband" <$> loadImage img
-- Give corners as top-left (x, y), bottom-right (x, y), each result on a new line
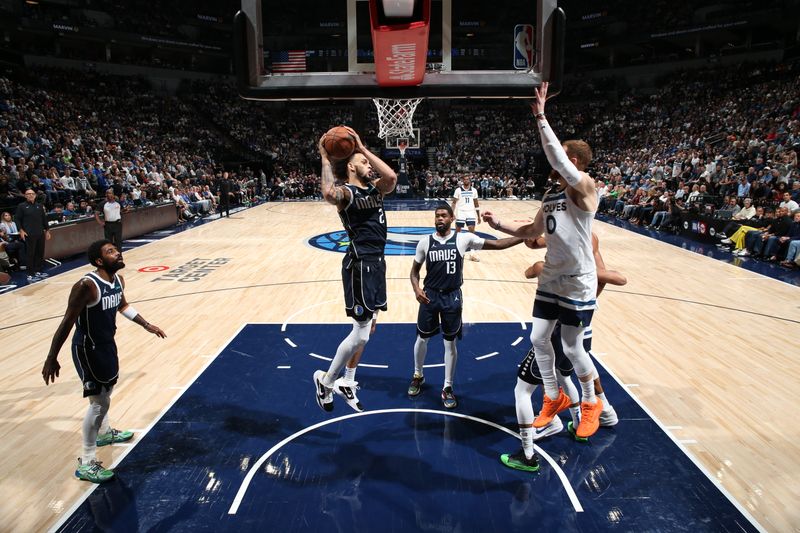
top-left (534, 112), bottom-right (546, 120)
top-left (121, 306), bottom-right (139, 321)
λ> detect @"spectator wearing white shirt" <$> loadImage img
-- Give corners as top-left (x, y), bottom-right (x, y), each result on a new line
top-left (780, 191), bottom-right (799, 214)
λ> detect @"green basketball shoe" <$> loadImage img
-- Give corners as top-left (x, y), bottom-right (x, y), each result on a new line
top-left (567, 421), bottom-right (589, 443)
top-left (500, 450), bottom-right (540, 472)
top-left (75, 458), bottom-right (114, 483)
top-left (96, 428), bottom-right (134, 447)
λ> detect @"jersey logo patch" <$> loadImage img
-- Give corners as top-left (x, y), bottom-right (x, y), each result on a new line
top-left (307, 227), bottom-right (495, 256)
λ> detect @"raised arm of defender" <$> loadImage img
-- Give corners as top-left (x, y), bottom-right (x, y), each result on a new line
top-left (532, 82), bottom-right (597, 208)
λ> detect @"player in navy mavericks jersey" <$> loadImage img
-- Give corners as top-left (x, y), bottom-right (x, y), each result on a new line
top-left (313, 127), bottom-right (397, 414)
top-left (42, 240), bottom-right (166, 483)
top-left (408, 204), bottom-right (523, 408)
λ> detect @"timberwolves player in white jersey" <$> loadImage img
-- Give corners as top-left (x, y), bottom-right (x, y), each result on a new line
top-left (451, 176), bottom-right (481, 261)
top-left (483, 81), bottom-right (602, 470)
top-left (42, 240), bottom-right (166, 483)
top-left (500, 233), bottom-right (627, 472)
top-left (408, 204), bottom-right (523, 408)
top-left (314, 127), bottom-right (397, 414)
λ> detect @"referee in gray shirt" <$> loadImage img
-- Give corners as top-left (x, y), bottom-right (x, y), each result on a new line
top-left (95, 189), bottom-right (123, 247)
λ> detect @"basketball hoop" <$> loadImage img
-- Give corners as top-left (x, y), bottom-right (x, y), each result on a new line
top-left (373, 97), bottom-right (422, 139)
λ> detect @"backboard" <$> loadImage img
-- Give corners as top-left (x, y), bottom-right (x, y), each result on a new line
top-left (235, 0), bottom-right (564, 101)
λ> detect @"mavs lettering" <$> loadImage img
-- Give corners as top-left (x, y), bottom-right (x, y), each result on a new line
top-left (101, 292), bottom-right (122, 311)
top-left (424, 234), bottom-right (463, 291)
top-left (354, 195), bottom-right (382, 210)
top-left (428, 247), bottom-right (458, 263)
top-left (73, 272), bottom-right (124, 347)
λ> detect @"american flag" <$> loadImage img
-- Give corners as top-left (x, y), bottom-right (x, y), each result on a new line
top-left (272, 50), bottom-right (307, 73)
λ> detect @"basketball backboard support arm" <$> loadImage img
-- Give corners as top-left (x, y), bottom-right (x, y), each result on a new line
top-left (235, 0), bottom-right (564, 101)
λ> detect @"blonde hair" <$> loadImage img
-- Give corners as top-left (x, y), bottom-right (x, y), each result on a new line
top-left (563, 140), bottom-right (592, 170)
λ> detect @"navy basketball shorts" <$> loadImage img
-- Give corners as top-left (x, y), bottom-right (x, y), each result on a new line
top-left (455, 218), bottom-right (477, 229)
top-left (72, 342), bottom-right (119, 397)
top-left (517, 323), bottom-right (593, 385)
top-left (416, 288), bottom-right (463, 341)
top-left (342, 255), bottom-right (387, 322)
top-left (533, 272), bottom-right (597, 327)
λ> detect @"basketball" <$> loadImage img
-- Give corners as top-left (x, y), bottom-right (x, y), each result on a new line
top-left (322, 126), bottom-right (356, 160)
top-left (0, 272), bottom-right (10, 285)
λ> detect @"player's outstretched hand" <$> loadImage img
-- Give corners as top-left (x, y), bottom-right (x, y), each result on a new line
top-left (145, 323), bottom-right (167, 338)
top-left (414, 287), bottom-right (430, 305)
top-left (531, 81), bottom-right (548, 116)
top-left (42, 357), bottom-right (60, 385)
top-left (481, 210), bottom-right (499, 229)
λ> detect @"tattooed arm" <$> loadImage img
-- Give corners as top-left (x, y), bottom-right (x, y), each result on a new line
top-left (319, 135), bottom-right (352, 210)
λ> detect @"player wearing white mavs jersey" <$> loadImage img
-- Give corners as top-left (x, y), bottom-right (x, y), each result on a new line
top-left (483, 82), bottom-right (603, 471)
top-left (451, 176), bottom-right (481, 261)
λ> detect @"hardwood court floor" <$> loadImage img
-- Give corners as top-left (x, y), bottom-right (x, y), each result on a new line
top-left (1, 200), bottom-right (798, 532)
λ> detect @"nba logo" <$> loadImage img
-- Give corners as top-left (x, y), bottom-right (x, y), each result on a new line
top-left (513, 24), bottom-right (534, 70)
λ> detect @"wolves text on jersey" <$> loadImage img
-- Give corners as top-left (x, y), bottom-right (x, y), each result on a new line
top-left (542, 200), bottom-right (568, 213)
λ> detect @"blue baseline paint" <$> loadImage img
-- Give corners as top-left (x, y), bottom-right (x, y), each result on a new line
top-left (57, 323), bottom-right (758, 532)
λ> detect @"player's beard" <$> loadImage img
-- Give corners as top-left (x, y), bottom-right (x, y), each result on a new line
top-left (103, 257), bottom-right (125, 274)
top-left (435, 220), bottom-right (450, 234)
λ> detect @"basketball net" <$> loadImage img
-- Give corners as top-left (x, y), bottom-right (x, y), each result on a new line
top-left (373, 97), bottom-right (422, 139)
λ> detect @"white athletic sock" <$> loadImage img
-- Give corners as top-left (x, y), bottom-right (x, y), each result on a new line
top-left (569, 406), bottom-right (580, 428)
top-left (560, 324), bottom-right (598, 403)
top-left (556, 373), bottom-right (580, 405)
top-left (413, 336), bottom-right (429, 377)
top-left (82, 389), bottom-right (111, 464)
top-left (98, 414), bottom-right (110, 435)
top-left (514, 379), bottom-right (537, 426)
top-left (519, 427), bottom-right (535, 460)
top-left (580, 378), bottom-right (597, 404)
top-left (530, 318), bottom-right (559, 398)
top-left (326, 320), bottom-right (371, 387)
top-left (443, 339), bottom-right (457, 388)
top-left (598, 392), bottom-right (612, 412)
top-left (344, 366), bottom-right (357, 382)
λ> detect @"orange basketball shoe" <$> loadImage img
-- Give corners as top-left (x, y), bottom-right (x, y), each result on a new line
top-left (533, 389), bottom-right (572, 428)
top-left (576, 398), bottom-right (604, 438)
